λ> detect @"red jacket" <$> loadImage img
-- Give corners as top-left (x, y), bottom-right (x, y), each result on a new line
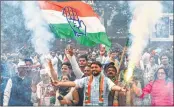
top-left (140, 79), bottom-right (173, 106)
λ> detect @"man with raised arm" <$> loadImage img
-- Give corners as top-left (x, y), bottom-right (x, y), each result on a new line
top-left (51, 61), bottom-right (126, 106)
top-left (65, 45), bottom-right (88, 79)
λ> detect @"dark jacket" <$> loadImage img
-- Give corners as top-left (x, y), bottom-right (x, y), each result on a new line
top-left (8, 76), bottom-right (33, 106)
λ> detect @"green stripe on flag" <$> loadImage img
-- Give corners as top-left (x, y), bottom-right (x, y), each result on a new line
top-left (49, 24), bottom-right (111, 48)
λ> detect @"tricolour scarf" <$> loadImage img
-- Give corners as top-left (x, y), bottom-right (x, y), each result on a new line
top-left (84, 75), bottom-right (104, 106)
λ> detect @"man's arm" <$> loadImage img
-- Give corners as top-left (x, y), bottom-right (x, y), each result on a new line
top-left (3, 79), bottom-right (12, 106)
top-left (111, 85), bottom-right (126, 92)
top-left (52, 81), bottom-right (76, 87)
top-left (107, 77), bottom-right (126, 92)
top-left (66, 54), bottom-right (84, 79)
top-left (48, 60), bottom-right (58, 81)
top-left (52, 78), bottom-right (86, 88)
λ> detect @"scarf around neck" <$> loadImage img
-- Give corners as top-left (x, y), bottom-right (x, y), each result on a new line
top-left (84, 75), bottom-right (104, 106)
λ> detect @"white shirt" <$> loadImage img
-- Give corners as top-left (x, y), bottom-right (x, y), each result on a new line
top-left (142, 52), bottom-right (151, 66)
top-left (66, 55), bottom-right (84, 79)
top-left (74, 74), bottom-right (115, 105)
top-left (56, 54), bottom-right (63, 63)
top-left (3, 79), bottom-right (12, 106)
top-left (96, 55), bottom-right (107, 64)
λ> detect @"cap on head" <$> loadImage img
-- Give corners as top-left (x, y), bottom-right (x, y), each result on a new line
top-left (104, 62), bottom-right (115, 70)
top-left (17, 61), bottom-right (26, 67)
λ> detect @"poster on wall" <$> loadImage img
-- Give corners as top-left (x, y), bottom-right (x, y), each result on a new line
top-left (155, 16), bottom-right (170, 38)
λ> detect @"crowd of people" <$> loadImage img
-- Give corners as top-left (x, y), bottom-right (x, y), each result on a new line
top-left (0, 43), bottom-right (173, 106)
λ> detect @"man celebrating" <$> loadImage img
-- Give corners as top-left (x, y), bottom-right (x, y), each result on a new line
top-left (65, 45), bottom-right (88, 79)
top-left (51, 61), bottom-right (126, 106)
top-left (160, 54), bottom-right (173, 80)
top-left (3, 62), bottom-right (36, 106)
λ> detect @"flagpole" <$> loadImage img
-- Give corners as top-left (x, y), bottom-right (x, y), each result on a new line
top-left (116, 37), bottom-right (130, 81)
top-left (118, 47), bottom-right (126, 73)
top-left (116, 37), bottom-right (133, 105)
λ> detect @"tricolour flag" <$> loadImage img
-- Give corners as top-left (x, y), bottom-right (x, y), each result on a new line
top-left (38, 1), bottom-right (111, 48)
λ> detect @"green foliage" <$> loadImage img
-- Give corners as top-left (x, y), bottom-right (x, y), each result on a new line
top-left (93, 1), bottom-right (132, 38)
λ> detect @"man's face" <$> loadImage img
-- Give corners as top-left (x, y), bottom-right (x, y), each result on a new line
top-left (100, 49), bottom-right (105, 56)
top-left (84, 66), bottom-right (92, 76)
top-left (51, 52), bottom-right (56, 58)
top-left (106, 67), bottom-right (116, 78)
top-left (61, 65), bottom-right (70, 75)
top-left (110, 52), bottom-right (117, 59)
top-left (78, 58), bottom-right (87, 67)
top-left (91, 64), bottom-right (102, 76)
top-left (17, 66), bottom-right (28, 77)
top-left (25, 61), bottom-right (32, 67)
top-left (161, 56), bottom-right (169, 65)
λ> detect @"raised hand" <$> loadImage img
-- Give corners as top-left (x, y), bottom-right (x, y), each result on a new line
top-left (62, 6), bottom-right (86, 37)
top-left (65, 44), bottom-right (74, 57)
top-left (48, 59), bottom-right (54, 70)
top-left (48, 60), bottom-right (58, 81)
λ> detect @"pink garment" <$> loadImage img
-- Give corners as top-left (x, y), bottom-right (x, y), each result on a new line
top-left (140, 79), bottom-right (173, 106)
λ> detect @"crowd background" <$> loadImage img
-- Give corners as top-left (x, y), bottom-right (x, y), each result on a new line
top-left (0, 42), bottom-right (173, 106)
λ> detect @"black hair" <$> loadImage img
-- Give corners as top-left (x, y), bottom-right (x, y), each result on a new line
top-left (61, 62), bottom-right (72, 70)
top-left (104, 62), bottom-right (117, 73)
top-left (106, 65), bottom-right (117, 73)
top-left (154, 66), bottom-right (169, 81)
top-left (110, 48), bottom-right (120, 53)
top-left (61, 74), bottom-right (71, 80)
top-left (24, 58), bottom-right (33, 64)
top-left (61, 62), bottom-right (76, 81)
top-left (91, 61), bottom-right (102, 68)
top-left (79, 54), bottom-right (88, 61)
